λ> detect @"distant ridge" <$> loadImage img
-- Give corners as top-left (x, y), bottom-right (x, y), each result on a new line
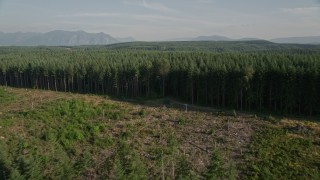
top-left (168, 35), bottom-right (320, 44)
top-left (168, 35), bottom-right (231, 41)
top-left (0, 30), bottom-right (135, 46)
top-left (193, 35), bottom-right (232, 41)
top-left (103, 41), bottom-right (320, 52)
top-left (0, 30), bottom-right (319, 45)
top-left (116, 37), bottom-right (136, 43)
top-left (270, 36), bottom-right (320, 44)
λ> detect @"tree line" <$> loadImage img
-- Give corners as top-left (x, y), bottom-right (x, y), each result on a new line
top-left (0, 47), bottom-right (319, 115)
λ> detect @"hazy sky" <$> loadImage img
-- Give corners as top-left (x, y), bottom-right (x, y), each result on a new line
top-left (0, 0), bottom-right (319, 40)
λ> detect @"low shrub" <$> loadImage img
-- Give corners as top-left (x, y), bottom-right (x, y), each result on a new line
top-left (245, 127), bottom-right (319, 179)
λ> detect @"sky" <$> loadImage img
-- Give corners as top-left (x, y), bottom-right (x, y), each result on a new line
top-left (0, 0), bottom-right (319, 41)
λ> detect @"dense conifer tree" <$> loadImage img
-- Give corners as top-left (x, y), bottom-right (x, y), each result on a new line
top-left (0, 46), bottom-right (319, 115)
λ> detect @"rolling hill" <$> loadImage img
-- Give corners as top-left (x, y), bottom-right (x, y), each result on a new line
top-left (101, 40), bottom-right (320, 52)
top-left (270, 36), bottom-right (320, 44)
top-left (169, 35), bottom-right (320, 44)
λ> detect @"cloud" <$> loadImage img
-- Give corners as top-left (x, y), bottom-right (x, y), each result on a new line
top-left (141, 0), bottom-right (174, 12)
top-left (121, 0), bottom-right (175, 12)
top-left (56, 11), bottom-right (222, 28)
top-left (281, 7), bottom-right (320, 15)
top-left (130, 13), bottom-right (224, 27)
top-left (56, 13), bottom-right (121, 18)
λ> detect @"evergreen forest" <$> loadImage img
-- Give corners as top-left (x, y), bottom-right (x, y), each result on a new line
top-left (0, 41), bottom-right (319, 116)
top-left (0, 41), bottom-right (320, 179)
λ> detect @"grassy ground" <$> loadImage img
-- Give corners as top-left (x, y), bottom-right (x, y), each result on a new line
top-left (0, 86), bottom-right (319, 179)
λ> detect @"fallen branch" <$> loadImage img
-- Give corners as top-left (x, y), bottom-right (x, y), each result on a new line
top-left (188, 141), bottom-right (209, 153)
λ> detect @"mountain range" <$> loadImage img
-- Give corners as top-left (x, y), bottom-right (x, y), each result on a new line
top-left (0, 30), bottom-right (319, 46)
top-left (0, 30), bottom-right (135, 46)
top-left (169, 35), bottom-right (320, 44)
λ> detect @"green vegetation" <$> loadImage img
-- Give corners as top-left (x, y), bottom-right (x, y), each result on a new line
top-left (175, 155), bottom-right (197, 179)
top-left (106, 141), bottom-right (147, 179)
top-left (99, 41), bottom-right (320, 52)
top-left (0, 41), bottom-right (319, 179)
top-left (0, 99), bottom-right (118, 179)
top-left (0, 88), bottom-right (319, 179)
top-left (0, 43), bottom-right (320, 116)
top-left (245, 126), bottom-right (320, 179)
top-left (0, 87), bottom-right (15, 104)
